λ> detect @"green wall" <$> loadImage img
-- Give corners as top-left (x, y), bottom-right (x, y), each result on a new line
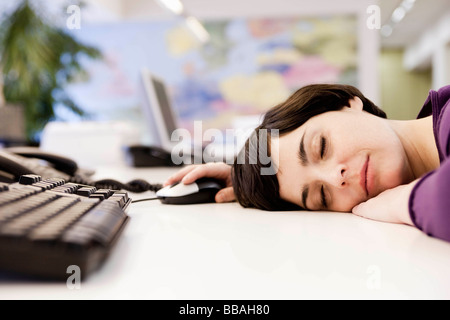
top-left (379, 49), bottom-right (432, 120)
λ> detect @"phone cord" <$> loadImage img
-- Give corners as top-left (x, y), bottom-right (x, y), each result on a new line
top-left (68, 175), bottom-right (163, 193)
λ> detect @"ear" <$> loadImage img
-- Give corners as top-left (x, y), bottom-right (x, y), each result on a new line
top-left (348, 96), bottom-right (363, 111)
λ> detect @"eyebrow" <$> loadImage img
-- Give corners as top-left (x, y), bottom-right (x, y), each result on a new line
top-left (298, 131), bottom-right (308, 166)
top-left (299, 131), bottom-right (310, 209)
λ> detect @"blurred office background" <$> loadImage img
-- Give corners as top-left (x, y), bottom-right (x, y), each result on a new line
top-left (0, 0), bottom-right (449, 162)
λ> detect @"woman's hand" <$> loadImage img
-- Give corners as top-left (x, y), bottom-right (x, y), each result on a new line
top-left (164, 162), bottom-right (235, 203)
top-left (351, 179), bottom-right (420, 225)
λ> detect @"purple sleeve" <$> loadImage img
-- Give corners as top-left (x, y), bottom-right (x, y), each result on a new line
top-left (409, 85), bottom-right (450, 241)
top-left (409, 158), bottom-right (450, 242)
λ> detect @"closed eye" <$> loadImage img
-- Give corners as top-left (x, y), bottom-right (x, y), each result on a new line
top-left (321, 185), bottom-right (327, 209)
top-left (320, 136), bottom-right (327, 158)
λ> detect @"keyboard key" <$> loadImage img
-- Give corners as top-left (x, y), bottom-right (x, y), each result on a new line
top-left (112, 191), bottom-right (129, 202)
top-left (52, 183), bottom-right (79, 194)
top-left (89, 193), bottom-right (105, 201)
top-left (0, 196), bottom-right (79, 237)
top-left (32, 178), bottom-right (66, 190)
top-left (29, 199), bottom-right (98, 241)
top-left (0, 192), bottom-right (60, 223)
top-left (0, 186), bottom-right (42, 206)
top-left (94, 189), bottom-right (113, 199)
top-left (77, 186), bottom-right (97, 197)
top-left (19, 174), bottom-right (42, 185)
top-left (107, 192), bottom-right (130, 209)
top-left (0, 183), bottom-right (9, 192)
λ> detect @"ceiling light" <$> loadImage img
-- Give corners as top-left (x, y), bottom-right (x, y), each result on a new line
top-left (381, 0), bottom-right (416, 38)
top-left (155, 0), bottom-right (184, 15)
top-left (185, 16), bottom-right (210, 43)
top-left (401, 0), bottom-right (416, 11)
top-left (391, 7), bottom-right (406, 23)
top-left (154, 0), bottom-right (210, 44)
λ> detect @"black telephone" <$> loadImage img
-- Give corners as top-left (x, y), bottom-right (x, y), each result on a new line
top-left (0, 147), bottom-right (162, 193)
top-left (0, 147), bottom-right (87, 183)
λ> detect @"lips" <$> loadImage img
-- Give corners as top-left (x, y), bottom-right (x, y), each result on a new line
top-left (359, 157), bottom-right (369, 197)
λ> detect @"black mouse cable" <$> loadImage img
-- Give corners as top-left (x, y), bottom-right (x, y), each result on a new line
top-left (130, 197), bottom-right (160, 203)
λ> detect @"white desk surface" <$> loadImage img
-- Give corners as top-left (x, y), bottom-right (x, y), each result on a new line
top-left (1, 165), bottom-right (450, 300)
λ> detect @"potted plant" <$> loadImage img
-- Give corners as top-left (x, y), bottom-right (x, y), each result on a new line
top-left (0, 0), bottom-right (101, 144)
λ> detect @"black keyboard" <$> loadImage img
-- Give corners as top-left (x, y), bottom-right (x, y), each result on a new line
top-left (0, 174), bottom-right (131, 280)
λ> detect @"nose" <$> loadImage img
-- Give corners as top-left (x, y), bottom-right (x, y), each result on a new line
top-left (319, 163), bottom-right (347, 188)
top-left (338, 167), bottom-right (347, 187)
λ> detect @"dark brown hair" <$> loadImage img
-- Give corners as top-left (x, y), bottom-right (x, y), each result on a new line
top-left (231, 84), bottom-right (387, 211)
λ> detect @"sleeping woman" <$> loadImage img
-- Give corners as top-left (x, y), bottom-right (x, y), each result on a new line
top-left (164, 84), bottom-right (450, 242)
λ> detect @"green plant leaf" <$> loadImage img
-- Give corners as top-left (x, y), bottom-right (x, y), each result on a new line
top-left (0, 0), bottom-right (102, 142)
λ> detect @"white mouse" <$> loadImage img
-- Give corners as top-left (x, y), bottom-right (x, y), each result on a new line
top-left (156, 178), bottom-right (223, 204)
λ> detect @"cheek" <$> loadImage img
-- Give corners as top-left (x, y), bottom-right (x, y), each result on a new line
top-left (331, 188), bottom-right (363, 212)
top-left (335, 114), bottom-right (391, 147)
top-left (372, 151), bottom-right (407, 193)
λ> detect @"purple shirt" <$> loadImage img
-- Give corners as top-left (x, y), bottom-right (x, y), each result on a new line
top-left (409, 85), bottom-right (450, 242)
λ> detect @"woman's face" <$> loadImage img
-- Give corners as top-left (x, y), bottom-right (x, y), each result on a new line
top-left (270, 97), bottom-right (414, 212)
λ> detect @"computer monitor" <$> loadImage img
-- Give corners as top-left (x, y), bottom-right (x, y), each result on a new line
top-left (138, 68), bottom-right (246, 165)
top-left (139, 68), bottom-right (179, 151)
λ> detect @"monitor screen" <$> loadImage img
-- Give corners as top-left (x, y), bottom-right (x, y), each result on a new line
top-left (150, 76), bottom-right (178, 139)
top-left (139, 69), bottom-right (180, 148)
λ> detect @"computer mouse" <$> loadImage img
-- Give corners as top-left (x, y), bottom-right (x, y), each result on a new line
top-left (156, 178), bottom-right (224, 204)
